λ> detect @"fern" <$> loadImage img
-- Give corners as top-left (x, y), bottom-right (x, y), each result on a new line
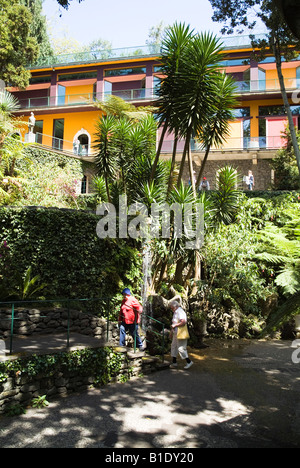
top-left (261, 293), bottom-right (300, 337)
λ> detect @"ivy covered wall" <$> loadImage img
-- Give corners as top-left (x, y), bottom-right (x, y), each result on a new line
top-left (0, 206), bottom-right (143, 315)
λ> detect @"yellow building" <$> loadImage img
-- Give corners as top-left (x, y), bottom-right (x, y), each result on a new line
top-left (9, 35), bottom-right (300, 190)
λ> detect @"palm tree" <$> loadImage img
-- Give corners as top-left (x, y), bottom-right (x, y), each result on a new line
top-left (94, 114), bottom-right (117, 202)
top-left (174, 32), bottom-right (226, 190)
top-left (150, 22), bottom-right (195, 183)
top-left (195, 73), bottom-right (238, 188)
top-left (149, 25), bottom-right (228, 194)
top-left (210, 166), bottom-right (241, 226)
top-left (0, 90), bottom-right (21, 159)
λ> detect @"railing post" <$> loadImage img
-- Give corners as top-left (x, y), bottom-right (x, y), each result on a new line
top-left (162, 324), bottom-right (165, 363)
top-left (9, 303), bottom-right (15, 355)
top-left (106, 298), bottom-right (110, 342)
top-left (67, 300), bottom-right (70, 348)
top-left (134, 311), bottom-right (137, 353)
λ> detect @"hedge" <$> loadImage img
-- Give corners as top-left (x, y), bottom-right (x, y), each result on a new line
top-left (0, 206), bottom-right (143, 315)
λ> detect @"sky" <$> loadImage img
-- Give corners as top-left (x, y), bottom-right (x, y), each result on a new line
top-left (42, 0), bottom-right (265, 50)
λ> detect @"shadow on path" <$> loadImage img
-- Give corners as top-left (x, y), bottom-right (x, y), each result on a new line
top-left (0, 339), bottom-right (299, 448)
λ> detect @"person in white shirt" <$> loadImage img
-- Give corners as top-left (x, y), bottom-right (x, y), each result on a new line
top-left (169, 300), bottom-right (193, 370)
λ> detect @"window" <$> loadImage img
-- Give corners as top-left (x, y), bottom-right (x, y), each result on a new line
top-left (57, 85), bottom-right (66, 105)
top-left (258, 68), bottom-right (266, 90)
top-left (34, 120), bottom-right (43, 144)
top-left (104, 80), bottom-right (112, 95)
top-left (153, 76), bottom-right (162, 95)
top-left (297, 67), bottom-right (300, 87)
top-left (104, 67), bottom-right (146, 77)
top-left (233, 108), bottom-right (250, 118)
top-left (53, 119), bottom-right (64, 150)
top-left (29, 75), bottom-right (51, 85)
top-left (58, 71), bottom-right (97, 81)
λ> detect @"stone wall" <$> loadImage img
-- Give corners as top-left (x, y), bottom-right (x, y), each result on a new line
top-left (0, 348), bottom-right (168, 414)
top-left (178, 152), bottom-right (274, 190)
top-left (0, 308), bottom-right (119, 343)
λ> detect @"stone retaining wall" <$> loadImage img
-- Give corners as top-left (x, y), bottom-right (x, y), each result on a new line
top-left (0, 348), bottom-right (168, 414)
top-left (0, 308), bottom-right (119, 343)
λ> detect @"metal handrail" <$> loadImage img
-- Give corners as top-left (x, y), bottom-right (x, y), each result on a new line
top-left (0, 297), bottom-right (167, 360)
top-left (0, 297), bottom-right (111, 355)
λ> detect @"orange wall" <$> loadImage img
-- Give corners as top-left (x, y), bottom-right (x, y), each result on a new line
top-left (22, 109), bottom-right (101, 151)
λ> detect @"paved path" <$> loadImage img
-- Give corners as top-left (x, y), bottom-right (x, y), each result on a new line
top-left (0, 339), bottom-right (299, 448)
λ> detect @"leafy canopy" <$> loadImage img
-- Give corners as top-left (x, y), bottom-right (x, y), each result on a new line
top-left (0, 0), bottom-right (39, 88)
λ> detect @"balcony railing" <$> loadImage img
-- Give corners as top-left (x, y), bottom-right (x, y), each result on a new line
top-left (161, 136), bottom-right (283, 153)
top-left (233, 78), bottom-right (300, 93)
top-left (17, 89), bottom-right (158, 109)
top-left (24, 132), bottom-right (283, 158)
top-left (31, 34), bottom-right (268, 68)
top-left (16, 74), bottom-right (300, 110)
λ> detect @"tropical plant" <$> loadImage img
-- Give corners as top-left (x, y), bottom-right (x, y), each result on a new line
top-left (174, 32), bottom-right (226, 191)
top-left (31, 394), bottom-right (49, 408)
top-left (0, 0), bottom-right (39, 88)
top-left (195, 74), bottom-right (238, 186)
top-left (94, 108), bottom-right (168, 205)
top-left (152, 23), bottom-right (229, 192)
top-left (0, 90), bottom-right (21, 153)
top-left (210, 166), bottom-right (241, 226)
top-left (94, 114), bottom-right (117, 202)
top-left (253, 213), bottom-right (300, 333)
top-left (271, 126), bottom-right (300, 190)
top-left (150, 22), bottom-right (195, 183)
top-left (14, 266), bottom-right (47, 300)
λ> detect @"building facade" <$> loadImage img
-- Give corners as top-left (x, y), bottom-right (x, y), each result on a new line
top-left (9, 35), bottom-right (300, 191)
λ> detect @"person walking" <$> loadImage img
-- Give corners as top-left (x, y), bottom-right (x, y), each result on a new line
top-left (169, 300), bottom-right (193, 369)
top-left (118, 288), bottom-right (144, 350)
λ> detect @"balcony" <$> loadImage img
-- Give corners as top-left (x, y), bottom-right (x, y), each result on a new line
top-left (31, 34), bottom-right (268, 68)
top-left (16, 88), bottom-right (158, 110)
top-left (24, 132), bottom-right (282, 159)
top-left (161, 136), bottom-right (283, 153)
top-left (16, 74), bottom-right (299, 111)
top-left (233, 78), bottom-right (300, 94)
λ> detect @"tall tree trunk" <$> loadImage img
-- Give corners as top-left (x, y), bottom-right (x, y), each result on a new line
top-left (195, 144), bottom-right (211, 188)
top-left (187, 143), bottom-right (196, 198)
top-left (167, 132), bottom-right (178, 196)
top-left (177, 131), bottom-right (192, 187)
top-left (271, 33), bottom-right (300, 177)
top-left (150, 117), bottom-right (169, 183)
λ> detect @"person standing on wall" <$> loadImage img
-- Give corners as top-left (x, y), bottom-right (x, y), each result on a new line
top-left (246, 170), bottom-right (255, 190)
top-left (118, 288), bottom-right (144, 351)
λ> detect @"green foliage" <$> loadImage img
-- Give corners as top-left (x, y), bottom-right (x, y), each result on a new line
top-left (4, 403), bottom-right (26, 416)
top-left (0, 206), bottom-right (143, 306)
top-left (203, 223), bottom-right (275, 316)
top-left (12, 146), bottom-right (87, 209)
top-left (19, 0), bottom-right (54, 62)
top-left (0, 0), bottom-right (39, 88)
top-left (271, 127), bottom-right (300, 190)
top-left (0, 347), bottom-right (128, 388)
top-left (209, 166), bottom-right (241, 226)
top-left (31, 394), bottom-right (49, 408)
